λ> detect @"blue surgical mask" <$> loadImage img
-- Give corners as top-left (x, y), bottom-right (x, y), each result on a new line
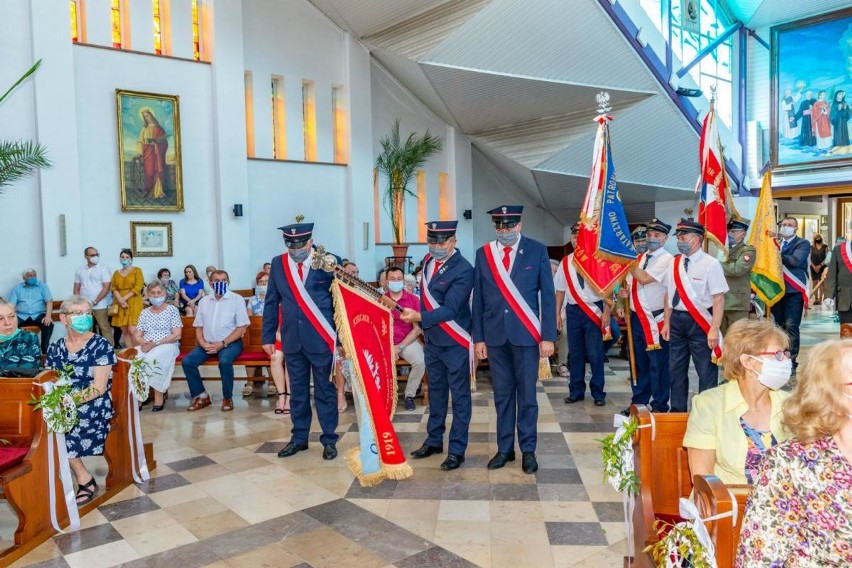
top-left (289, 248), bottom-right (310, 264)
top-left (120, 258), bottom-right (131, 267)
top-left (429, 245), bottom-right (449, 261)
top-left (69, 314), bottom-right (93, 333)
top-left (0, 329), bottom-right (21, 342)
top-left (213, 281), bottom-right (228, 296)
top-left (635, 243), bottom-right (648, 254)
top-left (647, 238), bottom-right (663, 252)
top-left (676, 241), bottom-right (693, 255)
top-left (255, 285), bottom-right (268, 295)
top-left (496, 230), bottom-right (520, 247)
top-left (387, 281), bottom-right (404, 293)
top-left (25, 277), bottom-right (38, 286)
top-left (149, 296), bottom-right (166, 307)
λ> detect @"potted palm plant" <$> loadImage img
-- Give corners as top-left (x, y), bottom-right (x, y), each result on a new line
top-left (375, 118), bottom-right (444, 259)
top-left (1, 60), bottom-right (50, 192)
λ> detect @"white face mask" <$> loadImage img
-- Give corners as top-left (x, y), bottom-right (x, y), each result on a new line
top-left (779, 226), bottom-right (796, 238)
top-left (89, 255), bottom-right (100, 265)
top-left (748, 355), bottom-right (793, 390)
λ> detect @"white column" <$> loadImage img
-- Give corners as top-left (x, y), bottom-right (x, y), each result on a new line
top-left (170, 0), bottom-right (194, 59)
top-left (451, 128), bottom-right (474, 255)
top-left (28, 1), bottom-right (86, 288)
top-left (127, 0), bottom-right (154, 52)
top-left (208, 0), bottom-right (251, 285)
top-left (85, 0), bottom-right (113, 47)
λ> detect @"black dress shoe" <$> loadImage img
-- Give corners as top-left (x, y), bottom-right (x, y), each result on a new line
top-left (522, 452), bottom-right (538, 474)
top-left (594, 399), bottom-right (606, 407)
top-left (487, 451), bottom-right (516, 470)
top-left (410, 443), bottom-right (443, 459)
top-left (563, 395), bottom-right (584, 404)
top-left (277, 442), bottom-right (308, 458)
top-left (440, 454), bottom-right (465, 470)
top-left (323, 444), bottom-right (338, 461)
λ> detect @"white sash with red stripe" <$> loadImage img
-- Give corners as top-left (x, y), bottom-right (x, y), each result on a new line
top-left (562, 257), bottom-right (603, 326)
top-left (628, 257), bottom-right (662, 350)
top-left (281, 254), bottom-right (336, 353)
top-left (483, 242), bottom-right (542, 342)
top-left (421, 254), bottom-right (474, 376)
top-left (782, 267), bottom-right (810, 309)
top-left (672, 255), bottom-right (723, 363)
top-left (841, 241), bottom-right (852, 274)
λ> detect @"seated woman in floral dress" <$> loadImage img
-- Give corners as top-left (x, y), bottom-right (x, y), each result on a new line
top-left (132, 281), bottom-right (182, 411)
top-left (46, 295), bottom-right (116, 505)
top-left (736, 339), bottom-right (852, 566)
top-left (0, 298), bottom-right (41, 372)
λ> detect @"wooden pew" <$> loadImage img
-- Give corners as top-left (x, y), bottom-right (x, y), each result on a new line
top-left (175, 315), bottom-right (271, 383)
top-left (692, 474), bottom-right (742, 568)
top-left (628, 405), bottom-right (749, 568)
top-left (0, 352), bottom-right (156, 564)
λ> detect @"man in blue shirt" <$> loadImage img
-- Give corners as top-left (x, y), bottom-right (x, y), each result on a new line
top-left (9, 268), bottom-right (54, 353)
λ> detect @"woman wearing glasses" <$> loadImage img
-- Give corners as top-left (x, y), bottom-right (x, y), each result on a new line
top-left (46, 296), bottom-right (117, 505)
top-left (682, 318), bottom-right (792, 485)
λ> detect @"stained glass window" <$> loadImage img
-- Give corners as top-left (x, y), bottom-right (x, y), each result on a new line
top-left (153, 0), bottom-right (162, 55)
top-left (111, 0), bottom-right (122, 48)
top-left (192, 0), bottom-right (201, 61)
top-left (70, 1), bottom-right (79, 42)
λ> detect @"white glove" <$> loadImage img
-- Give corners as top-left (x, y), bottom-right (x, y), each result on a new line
top-left (824, 298), bottom-right (835, 310)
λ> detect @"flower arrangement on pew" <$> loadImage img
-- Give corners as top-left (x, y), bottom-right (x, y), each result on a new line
top-left (646, 498), bottom-right (717, 568)
top-left (599, 416), bottom-right (639, 495)
top-left (30, 364), bottom-right (83, 434)
top-left (127, 357), bottom-right (157, 403)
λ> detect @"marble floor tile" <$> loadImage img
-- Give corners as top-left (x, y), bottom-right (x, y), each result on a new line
top-left (545, 522), bottom-right (608, 546)
top-left (52, 522), bottom-right (123, 555)
top-left (395, 545), bottom-right (480, 568)
top-left (61, 540), bottom-right (140, 568)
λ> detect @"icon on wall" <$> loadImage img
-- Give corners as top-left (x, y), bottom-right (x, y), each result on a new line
top-left (130, 221), bottom-right (173, 257)
top-left (116, 89), bottom-right (184, 211)
top-left (681, 0), bottom-right (700, 34)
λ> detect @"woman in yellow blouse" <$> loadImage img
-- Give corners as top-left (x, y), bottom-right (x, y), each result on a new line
top-left (682, 318), bottom-right (792, 485)
top-left (111, 248), bottom-right (144, 347)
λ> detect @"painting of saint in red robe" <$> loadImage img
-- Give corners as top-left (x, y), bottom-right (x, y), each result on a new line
top-left (116, 90), bottom-right (183, 211)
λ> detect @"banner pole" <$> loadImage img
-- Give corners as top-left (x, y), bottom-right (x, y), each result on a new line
top-left (623, 279), bottom-right (637, 386)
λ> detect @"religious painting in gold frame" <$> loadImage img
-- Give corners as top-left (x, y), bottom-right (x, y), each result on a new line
top-left (116, 89), bottom-right (184, 211)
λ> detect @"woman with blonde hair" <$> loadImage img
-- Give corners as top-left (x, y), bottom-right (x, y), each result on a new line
top-left (683, 318), bottom-right (792, 485)
top-left (736, 339), bottom-right (852, 566)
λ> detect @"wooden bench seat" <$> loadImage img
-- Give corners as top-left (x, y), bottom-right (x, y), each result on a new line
top-left (174, 315), bottom-right (270, 382)
top-left (629, 404), bottom-right (749, 568)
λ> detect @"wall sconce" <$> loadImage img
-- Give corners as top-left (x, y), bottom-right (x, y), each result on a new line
top-left (233, 204), bottom-right (243, 217)
top-left (463, 209), bottom-right (472, 220)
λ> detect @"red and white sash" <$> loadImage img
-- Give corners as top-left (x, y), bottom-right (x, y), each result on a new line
top-left (562, 257), bottom-right (611, 339)
top-left (483, 242), bottom-right (542, 342)
top-left (281, 254), bottom-right (336, 353)
top-left (841, 241), bottom-right (852, 274)
top-left (777, 239), bottom-right (810, 309)
top-left (629, 255), bottom-right (662, 350)
top-left (421, 254), bottom-right (475, 376)
top-left (672, 255), bottom-right (723, 363)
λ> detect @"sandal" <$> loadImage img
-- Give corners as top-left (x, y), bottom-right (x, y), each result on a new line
top-left (274, 392), bottom-right (290, 415)
top-left (241, 383), bottom-right (253, 398)
top-left (338, 398), bottom-right (348, 413)
top-left (75, 477), bottom-right (98, 505)
top-left (268, 382), bottom-right (278, 397)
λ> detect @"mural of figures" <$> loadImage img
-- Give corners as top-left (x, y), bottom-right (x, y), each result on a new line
top-left (772, 8), bottom-right (852, 170)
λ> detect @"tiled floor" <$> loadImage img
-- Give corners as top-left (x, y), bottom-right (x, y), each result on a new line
top-left (1, 308), bottom-right (839, 568)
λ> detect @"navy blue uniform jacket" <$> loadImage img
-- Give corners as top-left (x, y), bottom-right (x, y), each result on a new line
top-left (780, 236), bottom-right (811, 293)
top-left (262, 254), bottom-right (337, 354)
top-left (419, 251), bottom-right (474, 347)
top-left (472, 236), bottom-right (557, 346)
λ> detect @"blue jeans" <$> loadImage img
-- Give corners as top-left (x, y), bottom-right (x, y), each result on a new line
top-left (565, 303), bottom-right (606, 401)
top-left (668, 311), bottom-right (718, 412)
top-left (182, 340), bottom-right (243, 400)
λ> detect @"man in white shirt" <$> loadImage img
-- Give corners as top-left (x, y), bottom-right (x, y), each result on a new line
top-left (73, 246), bottom-right (114, 346)
top-left (661, 219), bottom-right (729, 412)
top-left (555, 224), bottom-right (611, 406)
top-left (183, 270), bottom-right (250, 412)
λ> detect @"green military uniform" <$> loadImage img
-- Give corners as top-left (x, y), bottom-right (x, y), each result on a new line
top-left (721, 217), bottom-right (756, 334)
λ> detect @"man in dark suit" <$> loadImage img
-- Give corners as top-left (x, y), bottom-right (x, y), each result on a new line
top-left (770, 217), bottom-right (811, 371)
top-left (825, 238), bottom-right (852, 338)
top-left (472, 205), bottom-right (557, 474)
top-left (262, 222), bottom-right (339, 461)
top-left (400, 221), bottom-right (475, 471)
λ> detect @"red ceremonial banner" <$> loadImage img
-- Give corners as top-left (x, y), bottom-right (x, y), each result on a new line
top-left (332, 280), bottom-right (412, 484)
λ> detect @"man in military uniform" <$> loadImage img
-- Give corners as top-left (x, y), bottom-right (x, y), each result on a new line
top-left (661, 219), bottom-right (729, 412)
top-left (401, 221), bottom-right (475, 471)
top-left (472, 205), bottom-right (556, 474)
top-left (262, 222), bottom-right (340, 461)
top-left (721, 216), bottom-right (756, 333)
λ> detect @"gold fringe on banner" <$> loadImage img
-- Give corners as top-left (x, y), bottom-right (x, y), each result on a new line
top-left (538, 357), bottom-right (552, 380)
top-left (646, 344), bottom-right (662, 351)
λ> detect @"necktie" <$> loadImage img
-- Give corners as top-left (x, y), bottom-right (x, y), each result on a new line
top-left (297, 263), bottom-right (304, 281)
top-left (642, 254), bottom-right (652, 270)
top-left (502, 247), bottom-right (512, 271)
top-left (781, 240), bottom-right (789, 252)
top-left (433, 261), bottom-right (443, 276)
top-left (673, 257), bottom-right (690, 307)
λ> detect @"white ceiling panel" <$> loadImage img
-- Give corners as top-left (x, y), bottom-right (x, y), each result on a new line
top-left (308, 0), bottom-right (454, 37)
top-left (473, 142), bottom-right (543, 204)
top-left (365, 0), bottom-right (492, 60)
top-left (422, 0), bottom-right (659, 91)
top-left (421, 63), bottom-right (654, 134)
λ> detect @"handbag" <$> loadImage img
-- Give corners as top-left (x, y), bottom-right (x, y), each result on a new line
top-left (108, 303), bottom-right (119, 317)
